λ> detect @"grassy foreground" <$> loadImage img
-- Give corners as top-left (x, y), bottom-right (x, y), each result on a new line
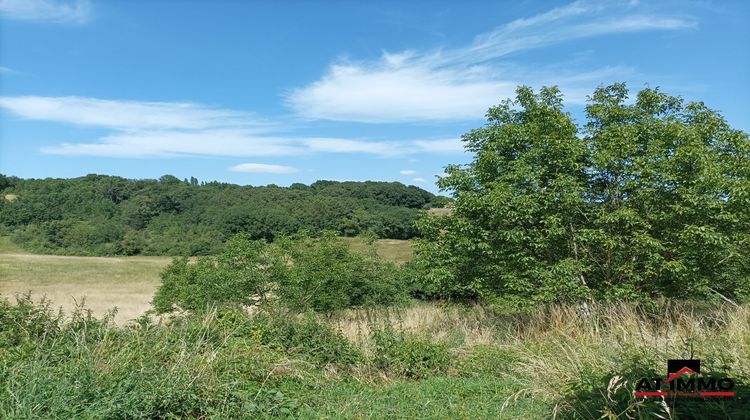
top-left (1, 297), bottom-right (747, 419)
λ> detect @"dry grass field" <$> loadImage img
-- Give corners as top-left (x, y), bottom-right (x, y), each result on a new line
top-left (0, 237), bottom-right (414, 323)
top-left (427, 206), bottom-right (453, 216)
top-left (0, 237), bottom-right (171, 323)
top-left (341, 237), bottom-right (414, 264)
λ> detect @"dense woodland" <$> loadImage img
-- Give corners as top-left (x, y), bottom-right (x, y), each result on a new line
top-left (0, 175), bottom-right (443, 255)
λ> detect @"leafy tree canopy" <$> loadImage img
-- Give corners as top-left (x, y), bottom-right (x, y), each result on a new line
top-left (412, 84), bottom-right (750, 307)
top-left (0, 176), bottom-right (439, 256)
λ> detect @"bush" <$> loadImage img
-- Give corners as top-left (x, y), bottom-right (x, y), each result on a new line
top-left (269, 313), bottom-right (363, 367)
top-left (0, 297), bottom-right (305, 418)
top-left (152, 233), bottom-right (284, 313)
top-left (370, 321), bottom-right (450, 379)
top-left (153, 232), bottom-right (407, 314)
top-left (275, 233), bottom-right (407, 313)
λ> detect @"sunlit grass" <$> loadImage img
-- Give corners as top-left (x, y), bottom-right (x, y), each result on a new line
top-left (341, 237), bottom-right (414, 265)
top-left (0, 236), bottom-right (414, 323)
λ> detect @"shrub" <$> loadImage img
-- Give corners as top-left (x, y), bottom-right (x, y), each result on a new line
top-left (270, 313), bottom-right (363, 367)
top-left (153, 232), bottom-right (407, 314)
top-left (152, 233), bottom-right (283, 313)
top-left (369, 321), bottom-right (450, 379)
top-left (275, 232), bottom-right (407, 313)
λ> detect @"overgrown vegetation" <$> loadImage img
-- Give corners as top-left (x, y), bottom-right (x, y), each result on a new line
top-left (153, 232), bottom-right (407, 314)
top-left (1, 296), bottom-right (747, 418)
top-left (412, 84), bottom-right (750, 307)
top-left (0, 176), bottom-right (442, 256)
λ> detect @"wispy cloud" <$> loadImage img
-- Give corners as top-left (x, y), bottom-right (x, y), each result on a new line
top-left (399, 169), bottom-right (416, 175)
top-left (304, 137), bottom-right (463, 156)
top-left (412, 177), bottom-right (426, 183)
top-left (40, 130), bottom-right (304, 158)
top-left (0, 66), bottom-right (18, 75)
top-left (286, 0), bottom-right (695, 123)
top-left (229, 163), bottom-right (299, 174)
top-left (0, 95), bottom-right (465, 158)
top-left (0, 96), bottom-right (265, 131)
top-left (0, 0), bottom-right (91, 24)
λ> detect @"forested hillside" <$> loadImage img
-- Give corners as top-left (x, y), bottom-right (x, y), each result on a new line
top-left (0, 174), bottom-right (441, 255)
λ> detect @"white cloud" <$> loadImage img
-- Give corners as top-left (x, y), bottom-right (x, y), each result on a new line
top-left (304, 137), bottom-right (404, 156)
top-left (288, 64), bottom-right (517, 122)
top-left (0, 0), bottom-right (91, 24)
top-left (0, 95), bottom-right (466, 158)
top-left (304, 137), bottom-right (464, 157)
top-left (40, 130), bottom-right (304, 158)
top-left (0, 96), bottom-right (265, 131)
top-left (38, 133), bottom-right (465, 159)
top-left (229, 163), bottom-right (299, 174)
top-left (286, 0), bottom-right (694, 123)
top-left (412, 178), bottom-right (426, 183)
top-left (1, 95), bottom-right (299, 158)
top-left (400, 169), bottom-right (416, 175)
top-left (414, 138), bottom-right (463, 153)
top-left (0, 66), bottom-right (18, 75)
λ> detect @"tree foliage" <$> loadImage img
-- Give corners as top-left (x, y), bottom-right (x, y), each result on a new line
top-left (152, 233), bottom-right (285, 313)
top-left (412, 84), bottom-right (750, 306)
top-left (0, 176), bottom-right (438, 255)
top-left (152, 232), bottom-right (406, 314)
top-left (275, 233), bottom-right (405, 312)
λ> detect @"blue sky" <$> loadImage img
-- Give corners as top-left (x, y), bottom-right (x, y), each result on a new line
top-left (1, 0), bottom-right (748, 193)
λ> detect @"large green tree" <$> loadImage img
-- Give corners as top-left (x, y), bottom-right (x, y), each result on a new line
top-left (413, 84), bottom-right (750, 307)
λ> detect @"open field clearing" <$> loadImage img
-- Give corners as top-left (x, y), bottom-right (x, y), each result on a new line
top-left (341, 237), bottom-right (414, 264)
top-left (427, 206), bottom-right (453, 216)
top-left (0, 237), bottom-right (414, 323)
top-left (0, 251), bottom-right (171, 323)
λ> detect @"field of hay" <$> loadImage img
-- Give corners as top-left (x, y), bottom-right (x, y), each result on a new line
top-left (0, 237), bottom-right (414, 323)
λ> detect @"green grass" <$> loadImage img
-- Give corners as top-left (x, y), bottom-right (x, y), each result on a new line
top-left (1, 295), bottom-right (748, 418)
top-left (0, 236), bottom-right (23, 253)
top-left (294, 376), bottom-right (544, 418)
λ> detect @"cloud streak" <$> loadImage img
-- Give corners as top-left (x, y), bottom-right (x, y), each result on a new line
top-left (40, 130), bottom-right (304, 158)
top-left (286, 0), bottom-right (695, 123)
top-left (0, 95), bottom-right (465, 158)
top-left (229, 163), bottom-right (299, 174)
top-left (0, 0), bottom-right (91, 24)
top-left (0, 96), bottom-right (265, 131)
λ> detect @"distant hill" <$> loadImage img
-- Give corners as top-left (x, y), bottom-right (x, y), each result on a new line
top-left (0, 174), bottom-right (445, 256)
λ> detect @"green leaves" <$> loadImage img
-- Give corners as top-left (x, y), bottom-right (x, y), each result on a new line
top-left (153, 232), bottom-right (407, 314)
top-left (276, 233), bottom-right (406, 312)
top-left (153, 233), bottom-right (278, 313)
top-left (0, 177), bottom-right (438, 255)
top-left (414, 84), bottom-right (750, 306)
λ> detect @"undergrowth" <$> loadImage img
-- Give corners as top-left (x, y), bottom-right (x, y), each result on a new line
top-left (1, 295), bottom-right (747, 418)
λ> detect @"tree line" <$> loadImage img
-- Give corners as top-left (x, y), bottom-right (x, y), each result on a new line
top-left (0, 174), bottom-right (443, 256)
